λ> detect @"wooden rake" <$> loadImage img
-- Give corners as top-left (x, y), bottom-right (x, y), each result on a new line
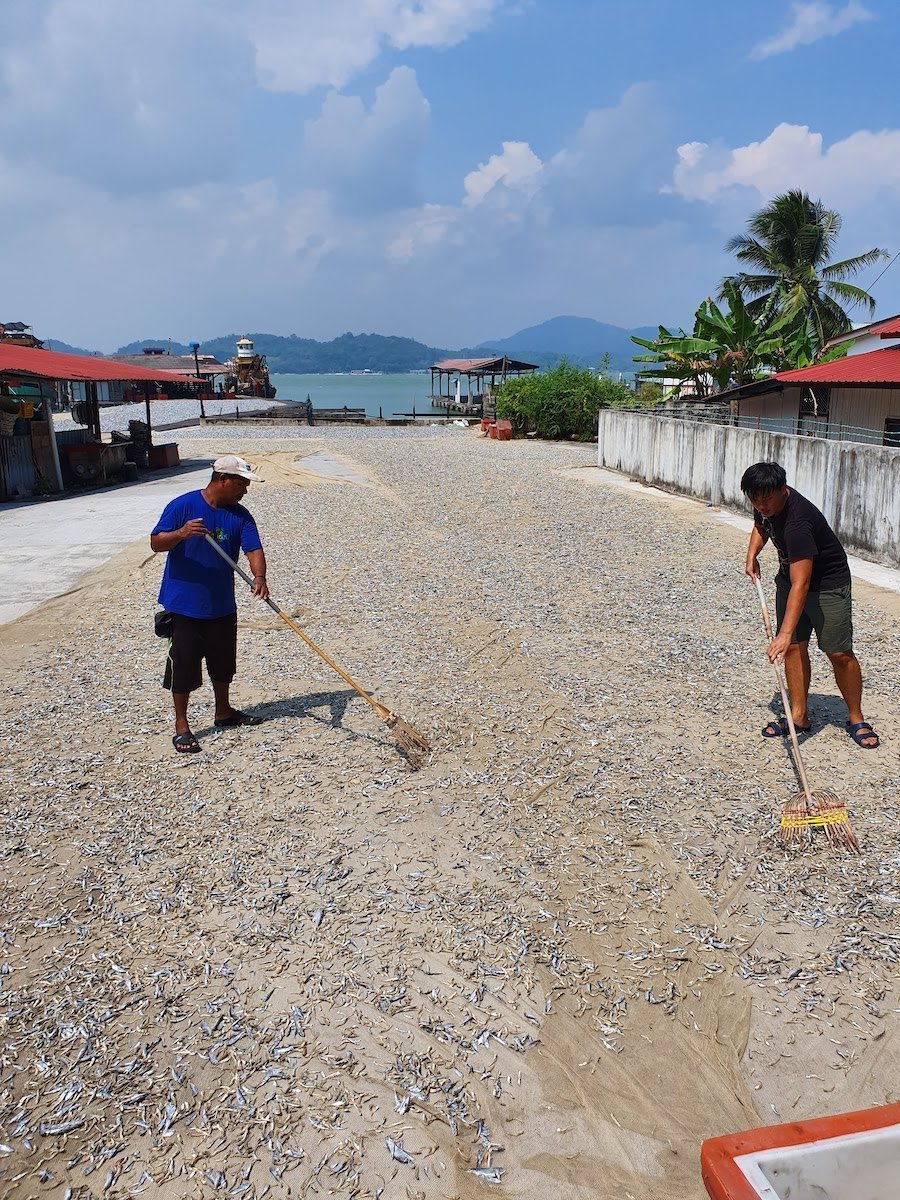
top-left (205, 535), bottom-right (431, 769)
top-left (752, 575), bottom-right (859, 853)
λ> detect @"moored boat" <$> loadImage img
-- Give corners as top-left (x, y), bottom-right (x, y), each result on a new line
top-left (222, 336), bottom-right (276, 398)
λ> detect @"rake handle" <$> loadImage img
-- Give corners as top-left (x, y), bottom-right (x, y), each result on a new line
top-left (753, 574), bottom-right (815, 805)
top-left (203, 533), bottom-right (387, 717)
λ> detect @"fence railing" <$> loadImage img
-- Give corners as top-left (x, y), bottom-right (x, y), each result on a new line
top-left (629, 405), bottom-right (898, 448)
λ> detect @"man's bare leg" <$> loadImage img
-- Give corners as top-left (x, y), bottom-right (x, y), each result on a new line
top-left (782, 640), bottom-right (811, 727)
top-left (826, 651), bottom-right (878, 746)
top-left (212, 678), bottom-right (235, 722)
top-left (173, 692), bottom-right (192, 735)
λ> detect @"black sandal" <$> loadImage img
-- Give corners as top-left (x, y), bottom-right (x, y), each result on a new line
top-left (214, 710), bottom-right (261, 728)
top-left (762, 715), bottom-right (811, 738)
top-left (845, 720), bottom-right (879, 749)
top-left (172, 731), bottom-right (201, 753)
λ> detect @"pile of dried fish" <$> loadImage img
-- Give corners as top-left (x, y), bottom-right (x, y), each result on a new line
top-left (1, 427), bottom-right (896, 1198)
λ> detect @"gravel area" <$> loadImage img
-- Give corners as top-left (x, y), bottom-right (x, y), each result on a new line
top-left (1, 427), bottom-right (897, 1199)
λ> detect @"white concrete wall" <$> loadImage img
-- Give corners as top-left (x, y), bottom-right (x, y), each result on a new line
top-left (597, 410), bottom-right (900, 566)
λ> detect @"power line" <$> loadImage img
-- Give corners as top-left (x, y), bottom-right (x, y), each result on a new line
top-left (867, 249), bottom-right (900, 291)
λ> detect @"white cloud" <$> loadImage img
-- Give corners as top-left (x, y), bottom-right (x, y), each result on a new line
top-left (303, 67), bottom-right (430, 213)
top-left (0, 0), bottom-right (253, 193)
top-left (395, 86), bottom-right (666, 261)
top-left (248, 0), bottom-right (504, 93)
top-left (463, 141), bottom-right (543, 207)
top-left (543, 83), bottom-right (673, 224)
top-left (0, 0), bottom-right (497, 196)
top-left (388, 204), bottom-right (460, 261)
top-left (669, 122), bottom-right (900, 211)
top-left (750, 1), bottom-right (873, 60)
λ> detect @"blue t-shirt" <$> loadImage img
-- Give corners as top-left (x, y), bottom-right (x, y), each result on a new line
top-left (152, 490), bottom-right (263, 618)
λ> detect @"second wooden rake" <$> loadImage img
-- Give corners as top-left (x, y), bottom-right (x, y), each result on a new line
top-left (753, 575), bottom-right (858, 853)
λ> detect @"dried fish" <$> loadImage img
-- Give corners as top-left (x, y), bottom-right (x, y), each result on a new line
top-left (1, 424), bottom-right (896, 1200)
top-left (471, 1166), bottom-right (505, 1184)
top-left (386, 1137), bottom-right (414, 1164)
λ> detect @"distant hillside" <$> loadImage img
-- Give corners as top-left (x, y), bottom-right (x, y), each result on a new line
top-left (43, 338), bottom-right (96, 356)
top-left (42, 316), bottom-right (658, 373)
top-left (113, 333), bottom-right (452, 374)
top-left (474, 315), bottom-right (659, 374)
top-left (115, 339), bottom-right (192, 356)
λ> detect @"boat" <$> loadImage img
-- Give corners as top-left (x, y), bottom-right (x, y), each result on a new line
top-left (222, 336), bottom-right (277, 398)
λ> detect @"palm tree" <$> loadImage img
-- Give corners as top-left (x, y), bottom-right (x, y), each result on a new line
top-left (722, 190), bottom-right (887, 355)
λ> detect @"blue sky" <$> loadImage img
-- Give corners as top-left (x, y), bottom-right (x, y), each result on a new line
top-left (2, 0), bottom-right (899, 351)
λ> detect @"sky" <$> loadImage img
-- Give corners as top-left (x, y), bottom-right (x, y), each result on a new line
top-left (2, 0), bottom-right (900, 351)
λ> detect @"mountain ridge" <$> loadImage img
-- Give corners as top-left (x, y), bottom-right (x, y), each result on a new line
top-left (43, 316), bottom-right (656, 374)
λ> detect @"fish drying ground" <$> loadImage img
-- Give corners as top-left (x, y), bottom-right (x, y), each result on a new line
top-left (1, 427), bottom-right (898, 1200)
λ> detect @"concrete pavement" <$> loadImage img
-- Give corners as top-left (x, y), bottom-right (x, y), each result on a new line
top-left (0, 461), bottom-right (211, 625)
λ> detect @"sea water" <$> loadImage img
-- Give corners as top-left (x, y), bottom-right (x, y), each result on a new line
top-left (270, 373), bottom-right (443, 420)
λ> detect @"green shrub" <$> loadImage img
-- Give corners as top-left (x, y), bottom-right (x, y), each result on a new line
top-left (494, 359), bottom-right (637, 440)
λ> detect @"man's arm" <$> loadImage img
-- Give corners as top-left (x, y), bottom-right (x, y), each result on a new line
top-left (767, 557), bottom-right (813, 663)
top-left (744, 523), bottom-right (768, 579)
top-left (246, 547), bottom-right (269, 600)
top-left (150, 518), bottom-right (208, 553)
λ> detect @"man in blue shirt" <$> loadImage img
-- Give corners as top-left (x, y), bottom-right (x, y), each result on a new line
top-left (151, 455), bottom-right (270, 753)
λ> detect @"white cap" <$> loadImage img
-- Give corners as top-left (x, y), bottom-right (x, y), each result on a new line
top-left (212, 455), bottom-right (262, 481)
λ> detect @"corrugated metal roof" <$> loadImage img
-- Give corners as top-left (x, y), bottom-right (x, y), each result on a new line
top-left (774, 345), bottom-right (900, 385)
top-left (432, 356), bottom-right (538, 373)
top-left (0, 344), bottom-right (199, 384)
top-left (826, 313), bottom-right (900, 347)
top-left (104, 353), bottom-right (227, 377)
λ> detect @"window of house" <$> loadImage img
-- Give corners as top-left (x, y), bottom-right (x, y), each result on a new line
top-left (799, 386), bottom-right (830, 418)
top-left (884, 417), bottom-right (900, 448)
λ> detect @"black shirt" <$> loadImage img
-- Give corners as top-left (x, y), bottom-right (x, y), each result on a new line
top-left (754, 489), bottom-right (850, 590)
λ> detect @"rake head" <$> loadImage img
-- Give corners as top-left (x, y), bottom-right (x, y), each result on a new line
top-left (385, 714), bottom-right (431, 770)
top-left (779, 789), bottom-right (859, 854)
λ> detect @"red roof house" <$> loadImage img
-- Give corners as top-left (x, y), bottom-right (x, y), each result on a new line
top-left (716, 345), bottom-right (900, 447)
top-left (0, 345), bottom-right (198, 498)
top-left (824, 312), bottom-right (900, 355)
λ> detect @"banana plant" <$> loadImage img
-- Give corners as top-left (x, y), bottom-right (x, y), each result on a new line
top-left (631, 281), bottom-right (825, 398)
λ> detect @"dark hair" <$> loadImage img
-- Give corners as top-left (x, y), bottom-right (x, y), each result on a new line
top-left (740, 461), bottom-right (786, 498)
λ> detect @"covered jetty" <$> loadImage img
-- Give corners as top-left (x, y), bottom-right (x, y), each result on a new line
top-left (430, 355), bottom-right (538, 416)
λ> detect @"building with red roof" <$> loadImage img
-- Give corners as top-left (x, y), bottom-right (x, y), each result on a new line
top-left (824, 312), bottom-right (900, 356)
top-left (0, 343), bottom-right (198, 498)
top-left (429, 355), bottom-right (538, 415)
top-left (715, 343), bottom-right (900, 447)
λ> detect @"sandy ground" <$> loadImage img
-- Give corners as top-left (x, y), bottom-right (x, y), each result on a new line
top-left (0, 428), bottom-right (898, 1200)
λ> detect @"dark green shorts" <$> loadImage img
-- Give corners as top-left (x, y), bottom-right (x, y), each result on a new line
top-left (775, 577), bottom-right (853, 654)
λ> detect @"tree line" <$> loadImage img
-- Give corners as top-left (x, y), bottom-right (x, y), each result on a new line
top-left (115, 332), bottom-right (456, 374)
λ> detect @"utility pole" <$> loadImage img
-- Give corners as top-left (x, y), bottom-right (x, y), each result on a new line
top-left (190, 342), bottom-right (206, 420)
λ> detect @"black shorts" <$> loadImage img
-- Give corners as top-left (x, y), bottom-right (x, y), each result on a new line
top-left (163, 612), bottom-right (238, 693)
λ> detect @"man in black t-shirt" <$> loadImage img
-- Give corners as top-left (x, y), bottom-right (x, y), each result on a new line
top-left (741, 461), bottom-right (879, 749)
